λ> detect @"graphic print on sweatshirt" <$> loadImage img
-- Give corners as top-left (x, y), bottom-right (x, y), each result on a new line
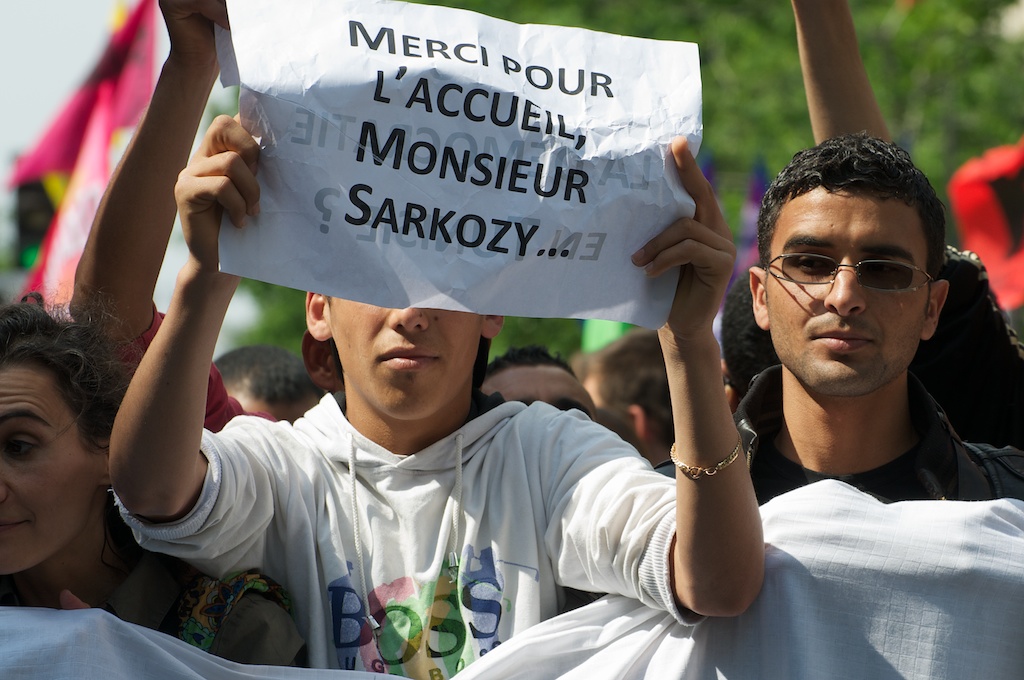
top-left (329, 545), bottom-right (508, 676)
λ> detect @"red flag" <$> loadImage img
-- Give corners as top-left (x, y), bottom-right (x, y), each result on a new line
top-left (11, 0), bottom-right (156, 303)
top-left (948, 136), bottom-right (1024, 310)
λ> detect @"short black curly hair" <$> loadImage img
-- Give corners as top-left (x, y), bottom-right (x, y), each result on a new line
top-left (216, 344), bottom-right (323, 405)
top-left (721, 280), bottom-right (779, 396)
top-left (757, 133), bottom-right (946, 277)
top-left (485, 344), bottom-right (575, 378)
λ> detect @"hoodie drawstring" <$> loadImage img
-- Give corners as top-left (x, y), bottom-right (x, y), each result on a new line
top-left (348, 432), bottom-right (466, 640)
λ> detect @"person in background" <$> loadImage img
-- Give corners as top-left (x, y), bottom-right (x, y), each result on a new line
top-left (0, 297), bottom-right (306, 665)
top-left (216, 344), bottom-right (325, 423)
top-left (482, 345), bottom-right (596, 417)
top-left (720, 280), bottom-right (779, 412)
top-left (483, 344), bottom-right (645, 452)
top-left (579, 330), bottom-right (674, 467)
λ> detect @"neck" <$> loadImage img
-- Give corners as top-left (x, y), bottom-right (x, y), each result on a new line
top-left (13, 509), bottom-right (131, 609)
top-left (775, 369), bottom-right (919, 475)
top-left (345, 389), bottom-right (474, 456)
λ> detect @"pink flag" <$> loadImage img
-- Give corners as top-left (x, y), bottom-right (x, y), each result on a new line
top-left (16, 0), bottom-right (156, 303)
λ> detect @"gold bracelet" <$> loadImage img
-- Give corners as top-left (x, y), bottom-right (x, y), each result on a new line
top-left (669, 434), bottom-right (742, 480)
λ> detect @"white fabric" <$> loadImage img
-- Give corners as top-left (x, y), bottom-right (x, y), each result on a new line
top-left (0, 607), bottom-right (380, 680)
top-left (14, 481), bottom-right (1024, 679)
top-left (458, 481), bottom-right (1024, 679)
top-left (117, 396), bottom-right (682, 673)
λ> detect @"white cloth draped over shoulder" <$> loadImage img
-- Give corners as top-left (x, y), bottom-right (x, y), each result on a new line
top-left (5, 481), bottom-right (1023, 679)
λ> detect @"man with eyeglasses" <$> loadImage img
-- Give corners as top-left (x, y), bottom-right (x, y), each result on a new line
top-left (730, 132), bottom-right (1024, 504)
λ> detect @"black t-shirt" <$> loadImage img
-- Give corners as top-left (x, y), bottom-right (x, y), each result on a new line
top-left (751, 433), bottom-right (932, 505)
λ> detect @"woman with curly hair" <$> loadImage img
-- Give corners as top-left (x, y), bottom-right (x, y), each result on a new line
top-left (0, 297), bottom-right (306, 665)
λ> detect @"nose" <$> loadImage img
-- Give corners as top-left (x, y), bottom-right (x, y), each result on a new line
top-left (823, 265), bottom-right (866, 317)
top-left (390, 307), bottom-right (430, 332)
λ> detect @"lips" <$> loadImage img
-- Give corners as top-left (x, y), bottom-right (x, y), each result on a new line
top-left (379, 347), bottom-right (438, 369)
top-left (812, 328), bottom-right (871, 353)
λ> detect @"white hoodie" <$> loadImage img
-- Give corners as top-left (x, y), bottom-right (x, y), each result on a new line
top-left (122, 395), bottom-right (685, 674)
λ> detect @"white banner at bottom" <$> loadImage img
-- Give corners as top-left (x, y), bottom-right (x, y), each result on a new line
top-left (5, 481), bottom-right (1024, 679)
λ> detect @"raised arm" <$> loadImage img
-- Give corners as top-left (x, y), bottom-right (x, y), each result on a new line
top-left (71, 0), bottom-right (226, 340)
top-left (110, 116), bottom-right (259, 520)
top-left (792, 0), bottom-right (891, 143)
top-left (632, 139), bottom-right (764, 616)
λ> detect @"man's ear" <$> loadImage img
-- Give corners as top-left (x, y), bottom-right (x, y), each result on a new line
top-left (306, 292), bottom-right (332, 341)
top-left (750, 267), bottom-right (771, 332)
top-left (301, 330), bottom-right (342, 392)
top-left (920, 278), bottom-right (950, 341)
top-left (482, 315), bottom-right (504, 339)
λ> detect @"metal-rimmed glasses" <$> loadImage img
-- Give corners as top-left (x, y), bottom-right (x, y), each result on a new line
top-left (768, 253), bottom-right (933, 292)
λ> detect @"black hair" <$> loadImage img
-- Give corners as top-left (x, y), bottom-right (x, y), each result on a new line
top-left (485, 344), bottom-right (575, 378)
top-left (720, 280), bottom-right (779, 397)
top-left (215, 344), bottom-right (324, 405)
top-left (757, 133), bottom-right (946, 276)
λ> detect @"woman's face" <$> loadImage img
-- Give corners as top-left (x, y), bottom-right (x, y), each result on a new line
top-left (0, 364), bottom-right (111, 576)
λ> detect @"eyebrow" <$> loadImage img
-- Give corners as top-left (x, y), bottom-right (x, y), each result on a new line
top-left (0, 410), bottom-right (50, 428)
top-left (780, 235), bottom-right (916, 262)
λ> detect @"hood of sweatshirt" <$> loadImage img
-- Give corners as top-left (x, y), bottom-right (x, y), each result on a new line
top-left (291, 389), bottom-right (528, 474)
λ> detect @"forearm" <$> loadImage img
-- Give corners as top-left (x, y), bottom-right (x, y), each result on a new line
top-left (792, 0), bottom-right (891, 143)
top-left (110, 261), bottom-right (238, 520)
top-left (73, 58), bottom-right (217, 341)
top-left (661, 329), bottom-right (764, 617)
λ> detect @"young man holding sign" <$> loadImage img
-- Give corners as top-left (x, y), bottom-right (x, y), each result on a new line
top-left (109, 117), bottom-right (763, 674)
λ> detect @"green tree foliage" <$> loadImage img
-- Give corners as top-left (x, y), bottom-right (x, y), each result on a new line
top-left (236, 0), bottom-right (1024, 353)
top-left (235, 280), bottom-right (309, 356)
top-left (490, 317), bottom-right (583, 361)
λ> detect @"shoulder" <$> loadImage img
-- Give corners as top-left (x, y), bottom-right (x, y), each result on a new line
top-left (963, 442), bottom-right (1024, 501)
top-left (499, 401), bottom-right (651, 468)
top-left (213, 396), bottom-right (341, 454)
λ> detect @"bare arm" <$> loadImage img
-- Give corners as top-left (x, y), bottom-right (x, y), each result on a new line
top-left (72, 0), bottom-right (226, 340)
top-left (632, 139), bottom-right (764, 616)
top-left (792, 0), bottom-right (892, 143)
top-left (110, 116), bottom-right (259, 520)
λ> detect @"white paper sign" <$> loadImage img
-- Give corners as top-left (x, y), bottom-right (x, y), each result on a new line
top-left (216, 0), bottom-right (702, 328)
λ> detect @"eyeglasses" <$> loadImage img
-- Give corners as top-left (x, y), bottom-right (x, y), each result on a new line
top-left (768, 253), bottom-right (933, 291)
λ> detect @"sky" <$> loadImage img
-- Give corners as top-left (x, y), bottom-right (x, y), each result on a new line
top-left (1, 1), bottom-right (127, 194)
top-left (0, 0), bottom-right (256, 350)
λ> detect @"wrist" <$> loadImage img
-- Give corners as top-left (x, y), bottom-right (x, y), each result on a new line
top-left (658, 325), bottom-right (720, 362)
top-left (161, 51), bottom-right (219, 87)
top-left (179, 257), bottom-right (240, 296)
